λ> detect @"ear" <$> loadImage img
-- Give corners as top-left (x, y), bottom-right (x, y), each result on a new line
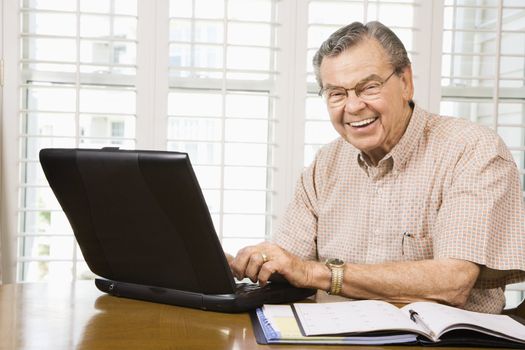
top-left (399, 65), bottom-right (414, 102)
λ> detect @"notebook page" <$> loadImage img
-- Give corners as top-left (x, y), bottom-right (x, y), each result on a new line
top-left (259, 305), bottom-right (419, 345)
top-left (262, 305), bottom-right (301, 338)
top-left (401, 302), bottom-right (525, 342)
top-left (294, 300), bottom-right (425, 336)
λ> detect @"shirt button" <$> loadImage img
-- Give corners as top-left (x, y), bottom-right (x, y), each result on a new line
top-left (376, 187), bottom-right (382, 195)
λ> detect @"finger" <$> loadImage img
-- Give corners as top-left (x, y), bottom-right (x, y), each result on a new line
top-left (231, 246), bottom-right (257, 279)
top-left (230, 243), bottom-right (279, 280)
top-left (258, 261), bottom-right (279, 286)
top-left (245, 252), bottom-right (266, 282)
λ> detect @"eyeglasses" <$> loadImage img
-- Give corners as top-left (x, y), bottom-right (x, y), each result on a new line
top-left (319, 70), bottom-right (396, 108)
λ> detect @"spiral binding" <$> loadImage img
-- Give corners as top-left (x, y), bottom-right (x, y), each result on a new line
top-left (256, 307), bottom-right (281, 340)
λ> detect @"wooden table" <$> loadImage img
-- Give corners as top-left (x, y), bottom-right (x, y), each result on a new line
top-left (0, 281), bottom-right (508, 349)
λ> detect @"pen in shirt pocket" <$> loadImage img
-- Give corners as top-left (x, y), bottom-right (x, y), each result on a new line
top-left (401, 231), bottom-right (413, 256)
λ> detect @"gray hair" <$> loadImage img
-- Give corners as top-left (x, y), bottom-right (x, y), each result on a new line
top-left (313, 21), bottom-right (411, 88)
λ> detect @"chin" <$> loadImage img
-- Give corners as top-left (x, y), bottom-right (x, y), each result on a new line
top-left (346, 138), bottom-right (383, 155)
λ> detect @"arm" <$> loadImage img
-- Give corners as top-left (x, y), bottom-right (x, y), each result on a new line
top-left (228, 141), bottom-right (480, 307)
top-left (432, 132), bottom-right (525, 290)
top-left (230, 243), bottom-right (480, 308)
top-left (331, 258), bottom-right (480, 307)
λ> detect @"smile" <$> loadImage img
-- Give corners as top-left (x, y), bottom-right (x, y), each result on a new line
top-left (348, 117), bottom-right (378, 128)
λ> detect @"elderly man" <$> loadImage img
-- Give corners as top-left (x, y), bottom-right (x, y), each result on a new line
top-left (230, 21), bottom-right (525, 313)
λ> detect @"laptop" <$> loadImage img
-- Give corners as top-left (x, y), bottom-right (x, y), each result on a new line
top-left (39, 147), bottom-right (315, 312)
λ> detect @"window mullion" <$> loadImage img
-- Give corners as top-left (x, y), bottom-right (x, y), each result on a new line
top-left (0, 0), bottom-right (4, 284)
top-left (70, 0), bottom-right (81, 282)
top-left (135, 0), bottom-right (156, 148)
top-left (413, 0), bottom-right (444, 112)
top-left (492, 0), bottom-right (504, 131)
top-left (217, 0), bottom-right (229, 243)
top-left (271, 0), bottom-right (307, 236)
top-left (136, 0), bottom-right (168, 149)
top-left (152, 0), bottom-right (169, 150)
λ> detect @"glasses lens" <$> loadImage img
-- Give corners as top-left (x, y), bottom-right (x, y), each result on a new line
top-left (325, 88), bottom-right (347, 105)
top-left (356, 81), bottom-right (382, 99)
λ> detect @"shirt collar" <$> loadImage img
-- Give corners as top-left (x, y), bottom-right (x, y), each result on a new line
top-left (388, 104), bottom-right (427, 173)
top-left (357, 104), bottom-right (427, 176)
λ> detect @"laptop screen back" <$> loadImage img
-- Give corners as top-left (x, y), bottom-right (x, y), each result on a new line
top-left (40, 148), bottom-right (236, 294)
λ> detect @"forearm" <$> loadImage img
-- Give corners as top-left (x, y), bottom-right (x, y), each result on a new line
top-left (309, 258), bottom-right (480, 307)
top-left (231, 243), bottom-right (480, 307)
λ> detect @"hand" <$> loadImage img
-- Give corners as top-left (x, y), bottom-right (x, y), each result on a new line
top-left (229, 242), bottom-right (320, 288)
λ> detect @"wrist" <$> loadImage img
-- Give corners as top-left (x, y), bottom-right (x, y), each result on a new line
top-left (308, 261), bottom-right (332, 292)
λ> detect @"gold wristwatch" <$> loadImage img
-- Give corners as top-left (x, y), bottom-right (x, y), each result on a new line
top-left (325, 258), bottom-right (345, 295)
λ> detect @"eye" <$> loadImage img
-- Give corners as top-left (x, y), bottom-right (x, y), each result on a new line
top-left (327, 89), bottom-right (346, 99)
top-left (358, 81), bottom-right (382, 96)
top-left (362, 82), bottom-right (381, 90)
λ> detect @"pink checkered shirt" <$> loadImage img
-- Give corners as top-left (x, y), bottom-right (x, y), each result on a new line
top-left (273, 105), bottom-right (525, 313)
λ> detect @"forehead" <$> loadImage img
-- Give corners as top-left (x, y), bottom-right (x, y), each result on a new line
top-left (319, 38), bottom-right (391, 86)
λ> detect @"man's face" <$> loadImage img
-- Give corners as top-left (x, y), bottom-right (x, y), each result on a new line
top-left (319, 39), bottom-right (414, 164)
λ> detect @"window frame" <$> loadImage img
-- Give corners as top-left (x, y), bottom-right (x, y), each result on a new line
top-left (0, 0), bottom-right (442, 283)
top-left (4, 0), bottom-right (518, 287)
top-left (0, 0), bottom-right (5, 283)
top-left (2, 0), bottom-right (21, 283)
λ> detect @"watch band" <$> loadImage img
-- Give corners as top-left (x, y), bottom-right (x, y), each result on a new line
top-left (325, 258), bottom-right (345, 295)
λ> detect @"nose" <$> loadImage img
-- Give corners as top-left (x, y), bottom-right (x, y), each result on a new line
top-left (344, 91), bottom-right (366, 114)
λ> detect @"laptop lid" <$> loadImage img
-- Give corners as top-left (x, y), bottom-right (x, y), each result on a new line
top-left (40, 147), bottom-right (316, 311)
top-left (40, 148), bottom-right (237, 294)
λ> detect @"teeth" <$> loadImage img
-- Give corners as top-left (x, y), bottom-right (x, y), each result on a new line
top-left (350, 117), bottom-right (377, 127)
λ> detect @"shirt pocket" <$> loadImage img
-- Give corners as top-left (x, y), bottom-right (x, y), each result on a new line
top-left (402, 232), bottom-right (434, 261)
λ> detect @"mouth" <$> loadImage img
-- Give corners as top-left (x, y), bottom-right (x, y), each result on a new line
top-left (346, 116), bottom-right (379, 128)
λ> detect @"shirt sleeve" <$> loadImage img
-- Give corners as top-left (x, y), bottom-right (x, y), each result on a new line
top-left (271, 155), bottom-right (322, 261)
top-left (433, 131), bottom-right (525, 288)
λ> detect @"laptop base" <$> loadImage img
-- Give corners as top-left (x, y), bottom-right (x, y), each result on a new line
top-left (95, 278), bottom-right (316, 313)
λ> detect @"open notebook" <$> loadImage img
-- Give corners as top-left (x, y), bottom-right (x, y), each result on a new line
top-left (252, 300), bottom-right (525, 347)
top-left (39, 148), bottom-right (315, 312)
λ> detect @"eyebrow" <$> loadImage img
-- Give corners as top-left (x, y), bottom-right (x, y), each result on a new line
top-left (323, 74), bottom-right (384, 89)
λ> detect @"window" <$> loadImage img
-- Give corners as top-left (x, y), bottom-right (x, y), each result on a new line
top-left (167, 0), bottom-right (280, 254)
top-left (441, 0), bottom-right (525, 179)
top-left (6, 0), bottom-right (285, 282)
top-left (1, 1), bottom-right (523, 307)
top-left (16, 0), bottom-right (138, 282)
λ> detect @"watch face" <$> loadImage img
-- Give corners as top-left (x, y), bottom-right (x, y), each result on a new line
top-left (326, 258), bottom-right (345, 267)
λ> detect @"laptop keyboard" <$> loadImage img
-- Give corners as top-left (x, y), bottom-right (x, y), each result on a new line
top-left (235, 282), bottom-right (264, 295)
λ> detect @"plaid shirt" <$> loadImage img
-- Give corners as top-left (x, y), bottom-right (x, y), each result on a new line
top-left (273, 105), bottom-right (525, 313)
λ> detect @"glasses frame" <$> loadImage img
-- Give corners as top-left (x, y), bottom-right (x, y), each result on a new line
top-left (318, 70), bottom-right (397, 106)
